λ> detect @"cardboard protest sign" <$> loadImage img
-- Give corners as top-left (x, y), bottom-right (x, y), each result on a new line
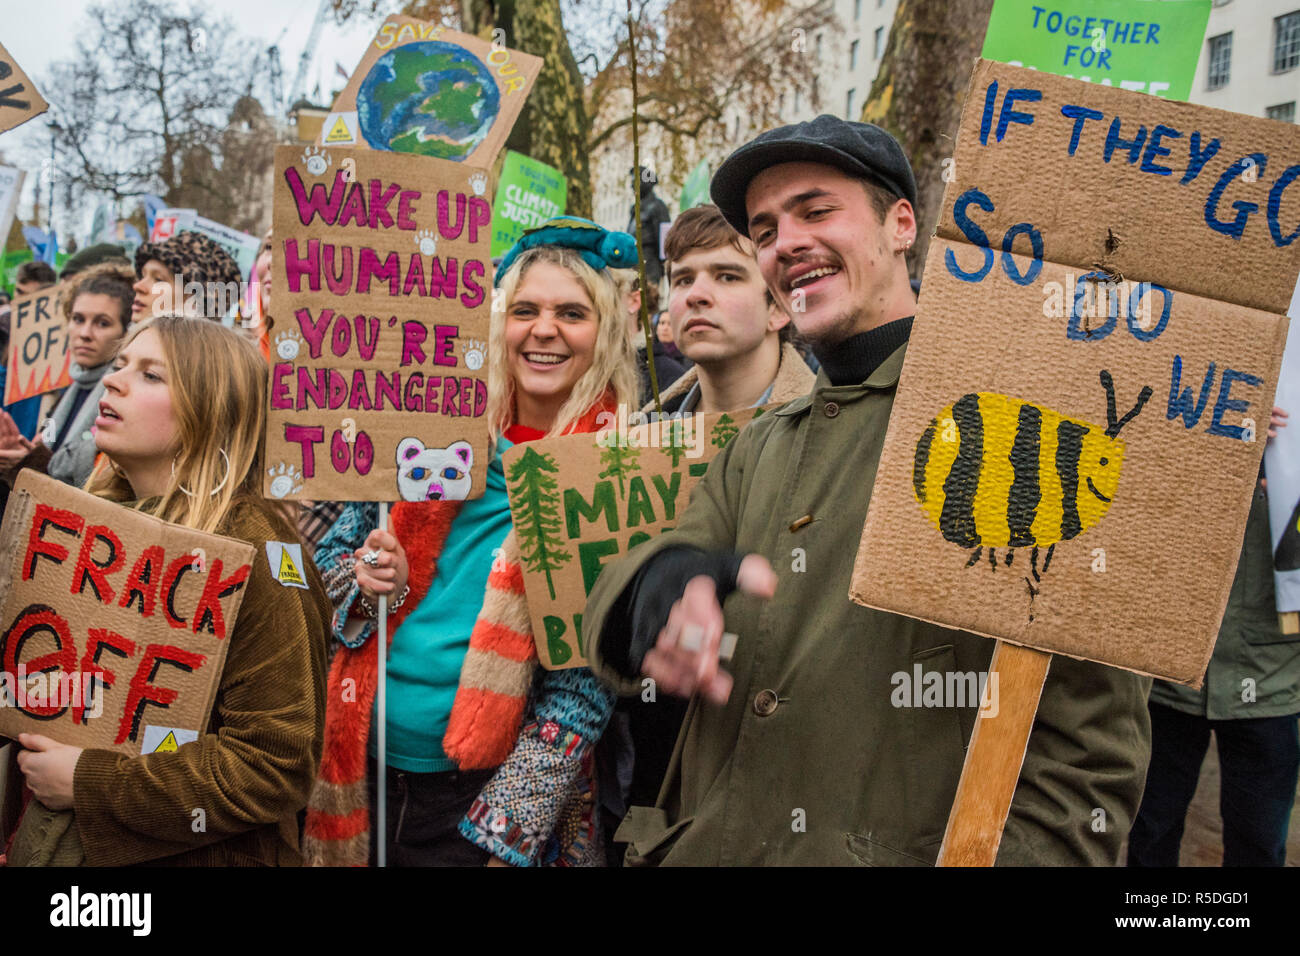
top-left (0, 472), bottom-right (255, 755)
top-left (981, 0), bottom-right (1211, 100)
top-left (490, 151), bottom-right (567, 259)
top-left (0, 41), bottom-right (48, 134)
top-left (265, 144), bottom-right (492, 502)
top-left (850, 60), bottom-right (1300, 686)
top-left (504, 407), bottom-right (767, 669)
top-left (3, 284), bottom-right (68, 405)
top-left (319, 15), bottom-right (542, 169)
top-left (1264, 281), bottom-right (1300, 617)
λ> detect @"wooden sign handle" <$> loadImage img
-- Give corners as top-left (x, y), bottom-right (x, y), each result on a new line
top-left (1280, 612), bottom-right (1298, 636)
top-left (936, 640), bottom-right (1052, 867)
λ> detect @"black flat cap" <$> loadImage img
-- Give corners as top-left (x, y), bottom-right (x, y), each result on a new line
top-left (711, 114), bottom-right (917, 237)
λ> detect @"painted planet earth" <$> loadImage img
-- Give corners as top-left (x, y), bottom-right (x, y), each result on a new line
top-left (356, 41), bottom-right (500, 161)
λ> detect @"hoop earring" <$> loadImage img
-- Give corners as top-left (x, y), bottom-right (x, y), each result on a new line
top-left (173, 448), bottom-right (231, 497)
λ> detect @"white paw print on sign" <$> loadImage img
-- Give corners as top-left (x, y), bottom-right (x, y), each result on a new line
top-left (416, 229), bottom-right (438, 256)
top-left (468, 172), bottom-right (487, 196)
top-left (461, 338), bottom-right (486, 371)
top-left (267, 462), bottom-right (304, 498)
top-left (274, 329), bottom-right (302, 361)
top-left (301, 146), bottom-right (331, 176)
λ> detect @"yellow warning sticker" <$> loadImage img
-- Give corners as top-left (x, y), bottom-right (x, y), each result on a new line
top-left (265, 541), bottom-right (310, 589)
top-left (323, 112), bottom-right (357, 144)
top-left (142, 725), bottom-right (198, 754)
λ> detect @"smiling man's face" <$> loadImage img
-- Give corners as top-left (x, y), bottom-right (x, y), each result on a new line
top-left (745, 161), bottom-right (911, 347)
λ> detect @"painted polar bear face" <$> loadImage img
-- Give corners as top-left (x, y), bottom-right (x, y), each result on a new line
top-left (396, 438), bottom-right (474, 502)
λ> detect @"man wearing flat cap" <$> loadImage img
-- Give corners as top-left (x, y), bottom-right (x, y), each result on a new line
top-left (581, 115), bottom-right (1152, 866)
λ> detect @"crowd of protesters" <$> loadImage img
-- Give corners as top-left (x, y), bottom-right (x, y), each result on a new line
top-left (0, 111), bottom-right (1296, 868)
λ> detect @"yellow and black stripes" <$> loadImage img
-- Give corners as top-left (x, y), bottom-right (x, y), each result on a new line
top-left (913, 388), bottom-right (1133, 551)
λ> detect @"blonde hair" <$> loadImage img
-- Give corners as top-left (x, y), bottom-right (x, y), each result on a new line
top-left (85, 315), bottom-right (291, 537)
top-left (486, 247), bottom-right (639, 443)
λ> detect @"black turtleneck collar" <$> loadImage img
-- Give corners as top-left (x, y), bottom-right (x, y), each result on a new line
top-left (813, 316), bottom-right (914, 386)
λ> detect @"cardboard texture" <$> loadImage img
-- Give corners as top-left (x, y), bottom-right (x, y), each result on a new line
top-left (490, 150), bottom-right (567, 259)
top-left (850, 60), bottom-right (1300, 686)
top-left (318, 15), bottom-right (542, 170)
top-left (504, 407), bottom-right (768, 669)
top-left (1263, 280), bottom-right (1300, 613)
top-left (0, 472), bottom-right (255, 755)
top-left (266, 144), bottom-right (492, 502)
top-left (0, 41), bottom-right (48, 135)
top-left (981, 0), bottom-right (1211, 100)
top-left (3, 284), bottom-right (68, 405)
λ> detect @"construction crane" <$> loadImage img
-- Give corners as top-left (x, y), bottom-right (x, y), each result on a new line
top-left (287, 0), bottom-right (335, 109)
top-left (267, 45), bottom-right (285, 117)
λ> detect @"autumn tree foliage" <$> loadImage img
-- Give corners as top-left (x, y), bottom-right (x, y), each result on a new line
top-left (862, 0), bottom-right (994, 278)
top-left (586, 0), bottom-right (835, 192)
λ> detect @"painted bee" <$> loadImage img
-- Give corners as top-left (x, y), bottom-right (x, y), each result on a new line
top-left (912, 370), bottom-right (1152, 604)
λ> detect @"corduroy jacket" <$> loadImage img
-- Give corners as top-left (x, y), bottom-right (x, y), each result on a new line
top-left (8, 499), bottom-right (331, 866)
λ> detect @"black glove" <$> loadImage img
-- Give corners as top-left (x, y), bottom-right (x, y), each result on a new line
top-left (601, 546), bottom-right (746, 679)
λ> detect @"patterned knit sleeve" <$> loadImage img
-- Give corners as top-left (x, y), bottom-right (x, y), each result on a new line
top-left (459, 666), bottom-right (616, 866)
top-left (311, 500), bottom-right (380, 649)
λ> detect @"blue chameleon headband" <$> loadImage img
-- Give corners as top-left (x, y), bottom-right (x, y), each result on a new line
top-left (494, 216), bottom-right (639, 287)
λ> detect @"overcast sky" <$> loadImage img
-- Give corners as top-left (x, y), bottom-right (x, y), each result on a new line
top-left (3, 0), bottom-right (386, 228)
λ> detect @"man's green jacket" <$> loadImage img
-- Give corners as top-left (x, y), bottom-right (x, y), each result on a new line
top-left (582, 343), bottom-right (1153, 866)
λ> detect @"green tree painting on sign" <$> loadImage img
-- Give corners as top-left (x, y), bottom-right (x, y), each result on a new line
top-left (661, 418), bottom-right (689, 469)
top-left (507, 447), bottom-right (572, 600)
top-left (599, 433), bottom-right (641, 498)
top-left (711, 414), bottom-right (739, 449)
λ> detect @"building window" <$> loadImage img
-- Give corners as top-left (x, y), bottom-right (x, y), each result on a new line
top-left (874, 26), bottom-right (885, 60)
top-left (779, 92), bottom-right (786, 116)
top-left (854, 0), bottom-right (861, 22)
top-left (794, 89), bottom-right (801, 112)
top-left (1266, 101), bottom-right (1296, 123)
top-left (1275, 12), bottom-right (1300, 72)
top-left (1206, 33), bottom-right (1232, 89)
top-left (846, 88), bottom-right (856, 118)
top-left (815, 33), bottom-right (823, 59)
top-left (850, 39), bottom-right (859, 70)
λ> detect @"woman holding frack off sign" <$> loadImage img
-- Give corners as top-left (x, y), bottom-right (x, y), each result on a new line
top-left (8, 315), bottom-right (331, 866)
top-left (304, 219), bottom-right (639, 866)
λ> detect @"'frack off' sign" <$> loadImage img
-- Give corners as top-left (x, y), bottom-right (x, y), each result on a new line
top-left (266, 145), bottom-right (493, 502)
top-left (851, 60), bottom-right (1300, 685)
top-left (3, 284), bottom-right (69, 404)
top-left (0, 473), bottom-right (254, 754)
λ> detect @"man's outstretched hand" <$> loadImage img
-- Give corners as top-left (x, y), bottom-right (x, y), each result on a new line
top-left (642, 554), bottom-right (778, 705)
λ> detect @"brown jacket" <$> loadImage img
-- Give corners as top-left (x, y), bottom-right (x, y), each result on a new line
top-left (640, 341), bottom-right (815, 415)
top-left (8, 499), bottom-right (330, 866)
